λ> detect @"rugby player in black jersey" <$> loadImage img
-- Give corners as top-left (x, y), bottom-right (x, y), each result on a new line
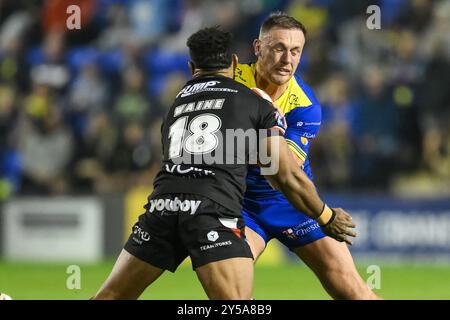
top-left (93, 27), bottom-right (355, 300)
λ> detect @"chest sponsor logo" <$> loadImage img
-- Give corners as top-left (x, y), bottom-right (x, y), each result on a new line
top-left (302, 132), bottom-right (316, 139)
top-left (296, 121), bottom-right (321, 127)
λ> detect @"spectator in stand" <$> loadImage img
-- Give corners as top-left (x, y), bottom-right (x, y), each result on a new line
top-left (18, 89), bottom-right (73, 195)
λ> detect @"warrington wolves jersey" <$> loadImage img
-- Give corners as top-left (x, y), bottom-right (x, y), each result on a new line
top-left (152, 74), bottom-right (281, 214)
top-left (234, 63), bottom-right (321, 198)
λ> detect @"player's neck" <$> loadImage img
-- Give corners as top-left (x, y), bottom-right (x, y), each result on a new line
top-left (192, 69), bottom-right (232, 80)
top-left (254, 69), bottom-right (288, 102)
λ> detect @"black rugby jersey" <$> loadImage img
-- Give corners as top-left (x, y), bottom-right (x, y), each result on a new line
top-left (151, 74), bottom-right (280, 214)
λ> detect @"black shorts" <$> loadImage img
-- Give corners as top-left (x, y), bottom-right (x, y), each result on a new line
top-left (124, 193), bottom-right (253, 272)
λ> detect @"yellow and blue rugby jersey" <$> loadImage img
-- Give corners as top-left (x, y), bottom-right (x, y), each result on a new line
top-left (235, 63), bottom-right (321, 198)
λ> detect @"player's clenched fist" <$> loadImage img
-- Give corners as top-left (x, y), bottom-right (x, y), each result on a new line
top-left (318, 207), bottom-right (357, 245)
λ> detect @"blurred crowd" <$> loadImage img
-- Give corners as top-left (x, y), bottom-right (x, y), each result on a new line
top-left (0, 0), bottom-right (449, 199)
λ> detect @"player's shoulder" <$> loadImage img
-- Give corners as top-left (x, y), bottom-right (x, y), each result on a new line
top-left (235, 63), bottom-right (254, 76)
top-left (181, 74), bottom-right (252, 95)
top-left (218, 74), bottom-right (269, 113)
top-left (291, 74), bottom-right (320, 106)
top-left (234, 63), bottom-right (257, 88)
top-left (278, 73), bottom-right (320, 116)
top-left (284, 75), bottom-right (322, 125)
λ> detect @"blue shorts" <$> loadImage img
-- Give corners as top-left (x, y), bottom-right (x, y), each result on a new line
top-left (242, 194), bottom-right (326, 250)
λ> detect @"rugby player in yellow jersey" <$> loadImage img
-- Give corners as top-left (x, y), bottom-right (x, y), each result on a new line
top-left (235, 12), bottom-right (381, 299)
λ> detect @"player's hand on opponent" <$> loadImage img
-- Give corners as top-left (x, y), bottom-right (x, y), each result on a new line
top-left (320, 208), bottom-right (357, 245)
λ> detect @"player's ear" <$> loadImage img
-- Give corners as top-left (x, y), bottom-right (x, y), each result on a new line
top-left (253, 39), bottom-right (261, 57)
top-left (231, 54), bottom-right (238, 71)
top-left (188, 61), bottom-right (195, 76)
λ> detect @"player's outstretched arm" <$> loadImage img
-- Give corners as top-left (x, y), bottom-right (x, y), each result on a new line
top-left (261, 135), bottom-right (356, 245)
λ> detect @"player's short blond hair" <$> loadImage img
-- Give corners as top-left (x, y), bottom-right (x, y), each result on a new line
top-left (259, 11), bottom-right (307, 39)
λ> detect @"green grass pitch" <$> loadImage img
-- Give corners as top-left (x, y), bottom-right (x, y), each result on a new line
top-left (1, 261), bottom-right (450, 300)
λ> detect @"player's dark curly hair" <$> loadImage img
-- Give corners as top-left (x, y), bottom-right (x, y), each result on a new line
top-left (187, 26), bottom-right (233, 70)
top-left (260, 11), bottom-right (307, 37)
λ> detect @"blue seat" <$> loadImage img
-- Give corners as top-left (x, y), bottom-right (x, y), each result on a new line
top-left (67, 46), bottom-right (99, 73)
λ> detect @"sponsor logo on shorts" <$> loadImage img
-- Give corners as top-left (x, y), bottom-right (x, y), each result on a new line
top-left (132, 225), bottom-right (151, 244)
top-left (148, 198), bottom-right (202, 215)
top-left (282, 228), bottom-right (297, 240)
top-left (207, 230), bottom-right (219, 242)
top-left (282, 220), bottom-right (321, 240)
top-left (200, 240), bottom-right (232, 251)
